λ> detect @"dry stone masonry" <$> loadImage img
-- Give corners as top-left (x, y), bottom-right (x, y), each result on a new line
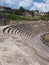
top-left (0, 22), bottom-right (49, 65)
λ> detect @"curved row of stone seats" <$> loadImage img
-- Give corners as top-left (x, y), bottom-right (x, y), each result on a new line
top-left (6, 29), bottom-right (31, 38)
top-left (7, 26), bottom-right (20, 34)
top-left (17, 28), bottom-right (32, 36)
top-left (11, 27), bottom-right (32, 37)
top-left (15, 24), bottom-right (32, 37)
top-left (9, 28), bottom-right (16, 34)
top-left (11, 24), bottom-right (28, 34)
top-left (3, 24), bottom-right (35, 38)
top-left (12, 28), bottom-right (23, 35)
top-left (3, 25), bottom-right (18, 33)
top-left (15, 28), bottom-right (34, 38)
top-left (3, 24), bottom-right (23, 33)
top-left (15, 28), bottom-right (32, 37)
top-left (3, 25), bottom-right (15, 33)
top-left (11, 28), bottom-right (17, 34)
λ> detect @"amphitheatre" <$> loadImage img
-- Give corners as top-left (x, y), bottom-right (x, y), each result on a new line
top-left (0, 20), bottom-right (49, 65)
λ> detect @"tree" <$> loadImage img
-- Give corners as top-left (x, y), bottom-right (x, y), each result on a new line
top-left (19, 7), bottom-right (24, 12)
top-left (47, 12), bottom-right (49, 17)
top-left (15, 7), bottom-right (25, 15)
top-left (19, 7), bottom-right (25, 15)
top-left (31, 10), bottom-right (34, 16)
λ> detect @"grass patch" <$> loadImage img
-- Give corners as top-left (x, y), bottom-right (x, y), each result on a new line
top-left (8, 14), bottom-right (33, 21)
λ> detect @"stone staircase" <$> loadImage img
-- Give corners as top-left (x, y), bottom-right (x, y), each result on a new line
top-left (3, 24), bottom-right (35, 38)
top-left (0, 23), bottom-right (49, 65)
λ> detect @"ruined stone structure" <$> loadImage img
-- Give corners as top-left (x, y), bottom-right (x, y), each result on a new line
top-left (0, 22), bottom-right (49, 65)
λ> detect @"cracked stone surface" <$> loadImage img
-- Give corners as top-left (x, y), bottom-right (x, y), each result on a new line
top-left (0, 25), bottom-right (49, 65)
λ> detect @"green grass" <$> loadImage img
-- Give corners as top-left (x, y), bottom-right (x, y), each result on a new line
top-left (8, 14), bottom-right (34, 21)
top-left (39, 15), bottom-right (49, 20)
top-left (8, 14), bottom-right (49, 21)
top-left (8, 14), bottom-right (41, 21)
top-left (0, 11), bottom-right (49, 21)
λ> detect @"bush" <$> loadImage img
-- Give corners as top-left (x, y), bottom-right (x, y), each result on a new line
top-left (8, 14), bottom-right (17, 20)
top-left (8, 14), bottom-right (32, 21)
top-left (39, 15), bottom-right (49, 20)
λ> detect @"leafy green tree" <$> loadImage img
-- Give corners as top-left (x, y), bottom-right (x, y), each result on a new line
top-left (15, 7), bottom-right (25, 15)
top-left (31, 11), bottom-right (34, 16)
top-left (15, 9), bottom-right (20, 15)
top-left (19, 7), bottom-right (24, 12)
top-left (47, 12), bottom-right (49, 17)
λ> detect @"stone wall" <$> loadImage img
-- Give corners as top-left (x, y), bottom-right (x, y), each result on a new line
top-left (40, 34), bottom-right (49, 47)
top-left (0, 19), bottom-right (10, 26)
top-left (10, 20), bottom-right (49, 25)
top-left (0, 19), bottom-right (49, 26)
